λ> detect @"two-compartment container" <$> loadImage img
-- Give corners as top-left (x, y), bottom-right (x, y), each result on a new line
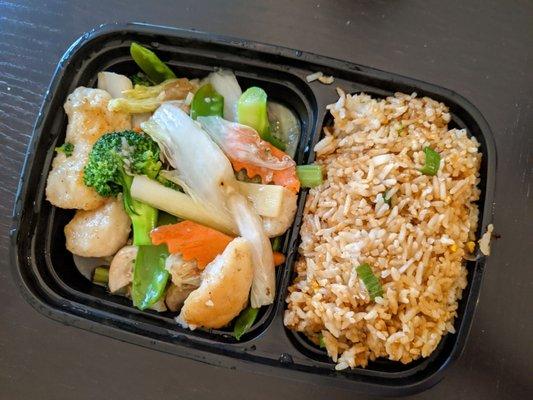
top-left (10, 23), bottom-right (495, 396)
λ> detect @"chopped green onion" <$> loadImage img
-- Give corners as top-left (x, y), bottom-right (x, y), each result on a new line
top-left (319, 334), bottom-right (326, 349)
top-left (382, 191), bottom-right (391, 206)
top-left (92, 266), bottom-right (109, 285)
top-left (420, 146), bottom-right (441, 176)
top-left (296, 165), bottom-right (323, 188)
top-left (271, 236), bottom-right (282, 252)
top-left (356, 263), bottom-right (383, 301)
top-left (55, 142), bottom-right (74, 157)
top-left (397, 125), bottom-right (405, 135)
top-left (190, 84), bottom-right (224, 120)
top-left (233, 306), bottom-right (259, 340)
top-left (130, 42), bottom-right (176, 84)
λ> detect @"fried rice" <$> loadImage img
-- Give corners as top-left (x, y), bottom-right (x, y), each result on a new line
top-left (284, 90), bottom-right (481, 370)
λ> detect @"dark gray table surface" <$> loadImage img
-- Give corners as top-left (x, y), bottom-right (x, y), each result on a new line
top-left (0, 0), bottom-right (531, 399)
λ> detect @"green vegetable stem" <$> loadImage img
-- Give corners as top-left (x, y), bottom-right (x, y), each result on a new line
top-left (296, 164), bottom-right (324, 188)
top-left (233, 306), bottom-right (259, 340)
top-left (190, 84), bottom-right (224, 120)
top-left (130, 42), bottom-right (176, 84)
top-left (131, 244), bottom-right (170, 310)
top-left (122, 172), bottom-right (159, 246)
top-left (237, 87), bottom-right (286, 150)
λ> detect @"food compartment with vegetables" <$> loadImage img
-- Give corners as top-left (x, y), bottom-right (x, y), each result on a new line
top-left (12, 24), bottom-right (495, 396)
top-left (16, 26), bottom-right (319, 344)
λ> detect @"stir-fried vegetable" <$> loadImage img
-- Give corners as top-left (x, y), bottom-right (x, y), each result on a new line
top-left (131, 244), bottom-right (170, 310)
top-left (151, 221), bottom-right (234, 268)
top-left (233, 306), bottom-right (259, 340)
top-left (200, 116), bottom-right (293, 171)
top-left (130, 72), bottom-right (152, 86)
top-left (356, 263), bottom-right (383, 301)
top-left (273, 252), bottom-right (285, 266)
top-left (131, 175), bottom-right (235, 234)
top-left (55, 142), bottom-right (74, 157)
top-left (130, 72), bottom-right (153, 86)
top-left (237, 87), bottom-right (286, 150)
top-left (235, 182), bottom-right (288, 218)
top-left (319, 334), bottom-right (326, 349)
top-left (205, 69), bottom-right (242, 121)
top-left (142, 107), bottom-right (237, 231)
top-left (271, 236), bottom-right (282, 252)
top-left (296, 164), bottom-right (323, 188)
top-left (237, 87), bottom-right (270, 137)
top-left (420, 146), bottom-right (441, 176)
top-left (233, 144), bottom-right (300, 193)
top-left (198, 116), bottom-right (300, 193)
top-left (83, 131), bottom-right (161, 245)
top-left (130, 42), bottom-right (176, 84)
top-left (151, 219), bottom-right (285, 269)
top-left (190, 83), bottom-right (224, 119)
top-left (84, 131), bottom-right (162, 196)
top-left (52, 50), bottom-right (305, 321)
top-left (109, 97), bottom-right (162, 114)
top-left (161, 170), bottom-right (286, 219)
top-left (108, 78), bottom-right (195, 114)
top-left (268, 102), bottom-right (301, 158)
top-left (97, 71), bottom-right (133, 99)
top-left (142, 103), bottom-right (276, 308)
top-left (157, 211), bottom-right (179, 226)
top-left (92, 266), bottom-right (109, 285)
top-left (123, 79), bottom-right (193, 100)
top-left (382, 190), bottom-right (392, 205)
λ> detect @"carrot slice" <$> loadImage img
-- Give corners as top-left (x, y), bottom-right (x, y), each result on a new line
top-left (151, 220), bottom-right (287, 269)
top-left (273, 251), bottom-right (285, 266)
top-left (150, 221), bottom-right (233, 269)
top-left (230, 143), bottom-right (300, 193)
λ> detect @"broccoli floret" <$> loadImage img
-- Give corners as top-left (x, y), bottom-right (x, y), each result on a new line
top-left (55, 142), bottom-right (74, 157)
top-left (84, 130), bottom-right (162, 245)
top-left (84, 131), bottom-right (161, 196)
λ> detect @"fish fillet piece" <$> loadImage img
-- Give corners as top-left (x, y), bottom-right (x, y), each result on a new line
top-left (178, 237), bottom-right (253, 329)
top-left (63, 87), bottom-right (131, 145)
top-left (46, 87), bottom-right (131, 210)
top-left (65, 198), bottom-right (131, 258)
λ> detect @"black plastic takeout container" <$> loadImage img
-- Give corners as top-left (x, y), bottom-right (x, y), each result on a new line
top-left (11, 23), bottom-right (496, 396)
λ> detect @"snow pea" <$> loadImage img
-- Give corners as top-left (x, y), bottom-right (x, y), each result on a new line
top-left (190, 84), bottom-right (224, 120)
top-left (131, 244), bottom-right (170, 310)
top-left (233, 306), bottom-right (259, 340)
top-left (130, 42), bottom-right (176, 84)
